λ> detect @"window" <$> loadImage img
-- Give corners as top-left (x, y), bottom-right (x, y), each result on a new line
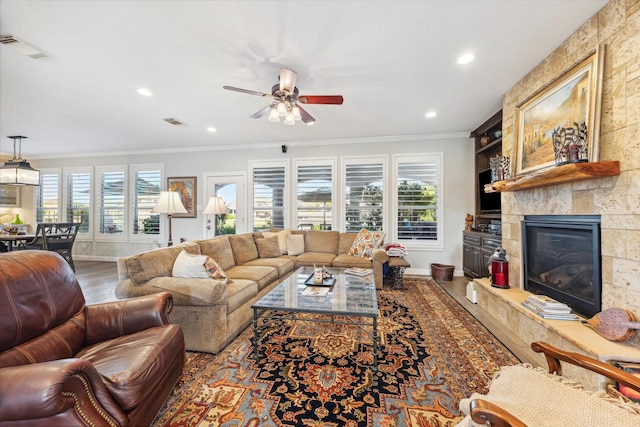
top-left (394, 154), bottom-right (442, 246)
top-left (295, 160), bottom-right (334, 230)
top-left (36, 170), bottom-right (61, 223)
top-left (250, 161), bottom-right (287, 231)
top-left (130, 165), bottom-right (162, 238)
top-left (96, 166), bottom-right (126, 237)
top-left (344, 158), bottom-right (385, 232)
top-left (64, 168), bottom-right (91, 234)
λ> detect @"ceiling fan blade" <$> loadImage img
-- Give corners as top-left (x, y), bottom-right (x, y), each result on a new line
top-left (297, 105), bottom-right (316, 125)
top-left (299, 95), bottom-right (344, 105)
top-left (249, 104), bottom-right (273, 119)
top-left (223, 86), bottom-right (273, 98)
top-left (279, 68), bottom-right (297, 95)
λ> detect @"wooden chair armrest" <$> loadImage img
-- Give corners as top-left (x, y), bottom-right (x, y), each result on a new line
top-left (469, 399), bottom-right (527, 427)
top-left (532, 341), bottom-right (640, 393)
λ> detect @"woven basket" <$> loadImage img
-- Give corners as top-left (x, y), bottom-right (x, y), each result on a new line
top-left (431, 263), bottom-right (454, 281)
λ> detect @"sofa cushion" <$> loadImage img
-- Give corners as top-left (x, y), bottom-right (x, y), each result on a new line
top-left (225, 265), bottom-right (278, 290)
top-left (172, 250), bottom-right (209, 278)
top-left (348, 228), bottom-right (385, 259)
top-left (225, 279), bottom-right (259, 313)
top-left (197, 237), bottom-right (236, 271)
top-left (244, 257), bottom-right (294, 277)
top-left (261, 229), bottom-right (291, 254)
top-left (294, 252), bottom-right (337, 267)
top-left (228, 234), bottom-right (260, 265)
top-left (286, 234), bottom-right (305, 256)
top-left (304, 230), bottom-right (339, 254)
top-left (332, 254), bottom-right (373, 269)
top-left (255, 236), bottom-right (281, 258)
top-left (151, 277), bottom-right (228, 306)
top-left (338, 232), bottom-right (357, 254)
top-left (76, 324), bottom-right (183, 412)
top-left (126, 242), bottom-right (201, 284)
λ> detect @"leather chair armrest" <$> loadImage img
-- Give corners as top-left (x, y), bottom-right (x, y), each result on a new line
top-left (0, 358), bottom-right (127, 426)
top-left (84, 292), bottom-right (174, 345)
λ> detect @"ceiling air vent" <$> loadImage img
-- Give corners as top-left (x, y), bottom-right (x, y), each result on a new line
top-left (164, 118), bottom-right (185, 126)
top-left (0, 34), bottom-right (48, 59)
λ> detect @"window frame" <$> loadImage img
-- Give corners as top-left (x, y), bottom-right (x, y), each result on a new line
top-left (129, 164), bottom-right (163, 242)
top-left (341, 155), bottom-right (387, 233)
top-left (293, 157), bottom-right (335, 231)
top-left (392, 153), bottom-right (443, 249)
top-left (95, 165), bottom-right (128, 242)
top-left (35, 168), bottom-right (62, 224)
top-left (62, 167), bottom-right (93, 240)
top-left (249, 159), bottom-right (289, 232)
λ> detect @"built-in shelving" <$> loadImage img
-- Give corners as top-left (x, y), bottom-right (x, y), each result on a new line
top-left (484, 160), bottom-right (620, 193)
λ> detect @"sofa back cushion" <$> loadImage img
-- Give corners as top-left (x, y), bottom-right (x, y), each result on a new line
top-left (197, 236), bottom-right (236, 271)
top-left (0, 251), bottom-right (87, 365)
top-left (303, 230), bottom-right (340, 254)
top-left (228, 234), bottom-right (260, 265)
top-left (338, 232), bottom-right (357, 254)
top-left (124, 242), bottom-right (201, 285)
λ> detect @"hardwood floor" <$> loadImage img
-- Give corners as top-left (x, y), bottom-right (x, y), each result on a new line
top-left (74, 261), bottom-right (540, 366)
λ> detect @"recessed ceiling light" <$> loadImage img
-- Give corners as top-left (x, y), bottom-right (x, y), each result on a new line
top-left (425, 111), bottom-right (437, 118)
top-left (207, 127), bottom-right (217, 133)
top-left (137, 88), bottom-right (153, 97)
top-left (457, 53), bottom-right (475, 65)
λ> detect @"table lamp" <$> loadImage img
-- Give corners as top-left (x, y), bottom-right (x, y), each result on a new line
top-left (203, 196), bottom-right (228, 236)
top-left (151, 191), bottom-right (187, 246)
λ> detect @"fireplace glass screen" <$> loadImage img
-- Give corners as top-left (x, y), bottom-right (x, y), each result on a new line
top-left (522, 215), bottom-right (601, 318)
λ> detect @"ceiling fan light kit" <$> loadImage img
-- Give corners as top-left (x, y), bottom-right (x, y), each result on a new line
top-left (223, 67), bottom-right (343, 126)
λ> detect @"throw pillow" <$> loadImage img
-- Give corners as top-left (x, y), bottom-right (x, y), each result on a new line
top-left (204, 256), bottom-right (229, 283)
top-left (255, 235), bottom-right (281, 258)
top-left (286, 233), bottom-right (305, 256)
top-left (348, 228), bottom-right (385, 259)
top-left (172, 250), bottom-right (209, 278)
top-left (262, 229), bottom-right (291, 254)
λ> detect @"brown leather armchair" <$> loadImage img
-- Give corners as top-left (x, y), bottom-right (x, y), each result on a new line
top-left (0, 250), bottom-right (185, 426)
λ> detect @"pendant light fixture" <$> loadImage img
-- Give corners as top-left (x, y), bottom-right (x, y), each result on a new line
top-left (0, 136), bottom-right (40, 186)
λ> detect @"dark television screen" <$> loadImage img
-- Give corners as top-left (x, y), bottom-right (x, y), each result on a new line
top-left (478, 170), bottom-right (501, 212)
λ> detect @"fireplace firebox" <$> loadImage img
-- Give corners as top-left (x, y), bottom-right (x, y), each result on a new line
top-left (522, 215), bottom-right (601, 318)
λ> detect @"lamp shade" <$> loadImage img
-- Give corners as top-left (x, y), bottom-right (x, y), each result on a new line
top-left (151, 191), bottom-right (188, 214)
top-left (0, 161), bottom-right (40, 185)
top-left (203, 196), bottom-right (228, 215)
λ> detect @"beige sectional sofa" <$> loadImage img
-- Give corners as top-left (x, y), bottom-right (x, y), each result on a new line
top-left (116, 230), bottom-right (388, 354)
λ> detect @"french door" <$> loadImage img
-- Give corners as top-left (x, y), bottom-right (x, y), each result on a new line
top-left (203, 173), bottom-right (246, 239)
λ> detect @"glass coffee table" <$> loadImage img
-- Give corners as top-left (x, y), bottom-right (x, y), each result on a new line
top-left (252, 266), bottom-right (379, 368)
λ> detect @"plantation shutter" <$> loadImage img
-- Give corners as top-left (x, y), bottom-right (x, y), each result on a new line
top-left (296, 164), bottom-right (332, 230)
top-left (98, 170), bottom-right (125, 235)
top-left (66, 172), bottom-right (91, 233)
top-left (345, 162), bottom-right (383, 232)
top-left (133, 169), bottom-right (161, 235)
top-left (37, 172), bottom-right (60, 223)
top-left (252, 165), bottom-right (285, 231)
top-left (397, 161), bottom-right (439, 241)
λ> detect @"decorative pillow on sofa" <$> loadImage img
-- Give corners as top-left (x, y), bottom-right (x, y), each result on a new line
top-left (286, 234), bottom-right (305, 256)
top-left (262, 229), bottom-right (291, 254)
top-left (348, 228), bottom-right (385, 259)
top-left (255, 235), bottom-right (282, 258)
top-left (172, 250), bottom-right (228, 283)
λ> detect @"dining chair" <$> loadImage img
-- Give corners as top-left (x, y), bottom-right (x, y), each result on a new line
top-left (41, 223), bottom-right (81, 271)
top-left (13, 223), bottom-right (58, 250)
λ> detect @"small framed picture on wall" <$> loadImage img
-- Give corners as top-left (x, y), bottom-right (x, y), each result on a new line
top-left (167, 177), bottom-right (197, 218)
top-left (0, 185), bottom-right (20, 206)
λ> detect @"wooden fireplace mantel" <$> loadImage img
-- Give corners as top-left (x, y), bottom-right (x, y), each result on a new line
top-left (484, 160), bottom-right (620, 193)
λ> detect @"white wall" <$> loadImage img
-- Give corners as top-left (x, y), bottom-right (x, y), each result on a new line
top-left (22, 134), bottom-right (475, 274)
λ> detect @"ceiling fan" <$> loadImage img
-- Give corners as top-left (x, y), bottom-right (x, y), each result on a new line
top-left (223, 68), bottom-right (343, 126)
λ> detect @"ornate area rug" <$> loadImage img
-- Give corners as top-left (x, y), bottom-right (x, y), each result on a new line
top-left (153, 277), bottom-right (519, 426)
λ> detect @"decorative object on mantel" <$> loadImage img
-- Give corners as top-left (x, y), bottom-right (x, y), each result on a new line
top-left (515, 47), bottom-right (603, 176)
top-left (487, 247), bottom-right (509, 289)
top-left (480, 133), bottom-right (492, 147)
top-left (583, 307), bottom-right (640, 342)
top-left (552, 122), bottom-right (588, 165)
top-left (484, 160), bottom-right (620, 193)
top-left (489, 155), bottom-right (511, 182)
top-left (0, 136), bottom-right (40, 186)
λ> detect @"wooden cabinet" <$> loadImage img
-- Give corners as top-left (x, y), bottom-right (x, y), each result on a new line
top-left (470, 110), bottom-right (502, 230)
top-left (463, 231), bottom-right (501, 279)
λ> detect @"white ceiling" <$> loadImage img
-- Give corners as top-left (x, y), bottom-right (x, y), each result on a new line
top-left (0, 0), bottom-right (609, 159)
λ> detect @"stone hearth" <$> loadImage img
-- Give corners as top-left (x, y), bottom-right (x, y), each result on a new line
top-left (474, 278), bottom-right (640, 390)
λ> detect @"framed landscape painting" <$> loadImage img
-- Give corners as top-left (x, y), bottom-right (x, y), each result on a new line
top-left (168, 176), bottom-right (197, 218)
top-left (0, 185), bottom-right (19, 206)
top-left (515, 47), bottom-right (603, 176)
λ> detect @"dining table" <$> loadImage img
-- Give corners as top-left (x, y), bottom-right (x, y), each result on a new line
top-left (0, 234), bottom-right (36, 251)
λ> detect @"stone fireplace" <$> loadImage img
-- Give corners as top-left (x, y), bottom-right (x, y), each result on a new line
top-left (522, 215), bottom-right (602, 318)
